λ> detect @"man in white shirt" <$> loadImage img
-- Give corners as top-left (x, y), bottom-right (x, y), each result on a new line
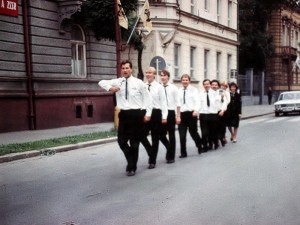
top-left (141, 67), bottom-right (168, 169)
top-left (178, 74), bottom-right (202, 158)
top-left (159, 69), bottom-right (181, 164)
top-left (98, 60), bottom-right (153, 176)
top-left (199, 79), bottom-right (227, 151)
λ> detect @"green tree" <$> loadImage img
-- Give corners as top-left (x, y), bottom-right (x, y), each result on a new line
top-left (77, 0), bottom-right (145, 79)
top-left (238, 0), bottom-right (292, 73)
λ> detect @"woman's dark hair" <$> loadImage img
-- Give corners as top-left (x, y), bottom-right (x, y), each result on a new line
top-left (229, 82), bottom-right (238, 89)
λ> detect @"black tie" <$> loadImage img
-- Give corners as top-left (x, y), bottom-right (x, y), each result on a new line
top-left (125, 79), bottom-right (128, 100)
top-left (183, 88), bottom-right (186, 104)
top-left (206, 91), bottom-right (210, 107)
top-left (148, 84), bottom-right (151, 91)
top-left (164, 85), bottom-right (168, 106)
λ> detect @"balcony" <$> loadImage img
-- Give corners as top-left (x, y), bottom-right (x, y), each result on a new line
top-left (281, 46), bottom-right (298, 60)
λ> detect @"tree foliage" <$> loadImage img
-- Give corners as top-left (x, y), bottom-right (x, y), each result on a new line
top-left (238, 0), bottom-right (280, 72)
top-left (78, 0), bottom-right (144, 51)
top-left (238, 0), bottom-right (300, 72)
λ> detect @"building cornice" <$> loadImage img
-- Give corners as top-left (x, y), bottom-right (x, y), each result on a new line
top-left (57, 0), bottom-right (86, 33)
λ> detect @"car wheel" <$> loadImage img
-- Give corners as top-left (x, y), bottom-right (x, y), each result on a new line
top-left (275, 112), bottom-right (279, 117)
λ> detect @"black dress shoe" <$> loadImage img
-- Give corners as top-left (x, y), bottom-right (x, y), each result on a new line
top-left (198, 147), bottom-right (203, 154)
top-left (148, 164), bottom-right (156, 169)
top-left (179, 155), bottom-right (187, 158)
top-left (126, 171), bottom-right (135, 176)
top-left (167, 159), bottom-right (175, 164)
top-left (220, 139), bottom-right (226, 147)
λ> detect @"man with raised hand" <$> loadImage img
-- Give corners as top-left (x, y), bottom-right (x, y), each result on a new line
top-left (98, 60), bottom-right (153, 176)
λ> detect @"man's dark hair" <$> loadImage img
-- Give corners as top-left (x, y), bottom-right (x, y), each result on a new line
top-left (121, 59), bottom-right (132, 69)
top-left (203, 79), bottom-right (211, 85)
top-left (211, 79), bottom-right (220, 87)
top-left (161, 69), bottom-right (170, 77)
top-left (181, 74), bottom-right (191, 81)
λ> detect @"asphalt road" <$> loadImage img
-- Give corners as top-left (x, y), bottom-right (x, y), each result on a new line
top-left (1, 114), bottom-right (300, 225)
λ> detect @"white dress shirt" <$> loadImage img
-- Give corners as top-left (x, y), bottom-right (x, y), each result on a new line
top-left (147, 80), bottom-right (168, 120)
top-left (162, 82), bottom-right (181, 112)
top-left (179, 85), bottom-right (200, 112)
top-left (98, 75), bottom-right (153, 117)
top-left (199, 88), bottom-right (228, 114)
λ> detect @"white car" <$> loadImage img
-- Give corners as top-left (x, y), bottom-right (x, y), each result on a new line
top-left (274, 91), bottom-right (300, 116)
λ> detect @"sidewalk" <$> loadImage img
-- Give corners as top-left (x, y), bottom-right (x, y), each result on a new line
top-left (0, 104), bottom-right (274, 163)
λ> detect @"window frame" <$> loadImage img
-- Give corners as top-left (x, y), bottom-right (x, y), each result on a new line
top-left (204, 49), bottom-right (210, 79)
top-left (190, 46), bottom-right (196, 78)
top-left (174, 43), bottom-right (181, 78)
top-left (70, 25), bottom-right (87, 78)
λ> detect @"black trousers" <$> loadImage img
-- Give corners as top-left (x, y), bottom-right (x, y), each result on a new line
top-left (200, 113), bottom-right (218, 149)
top-left (160, 110), bottom-right (176, 161)
top-left (217, 113), bottom-right (227, 142)
top-left (140, 109), bottom-right (162, 165)
top-left (117, 109), bottom-right (144, 172)
top-left (178, 111), bottom-right (202, 156)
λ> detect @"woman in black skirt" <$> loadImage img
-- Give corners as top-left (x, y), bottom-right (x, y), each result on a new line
top-left (227, 82), bottom-right (242, 143)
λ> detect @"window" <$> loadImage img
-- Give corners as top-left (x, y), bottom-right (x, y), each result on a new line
top-left (228, 1), bottom-right (232, 27)
top-left (287, 27), bottom-right (291, 47)
top-left (75, 105), bottom-right (82, 118)
top-left (204, 0), bottom-right (209, 12)
top-left (71, 25), bottom-right (86, 77)
top-left (227, 54), bottom-right (232, 80)
top-left (216, 52), bottom-right (221, 80)
top-left (174, 44), bottom-right (181, 78)
top-left (296, 31), bottom-right (299, 48)
top-left (190, 47), bottom-right (196, 78)
top-left (87, 104), bottom-right (93, 118)
top-left (204, 49), bottom-right (209, 79)
top-left (282, 24), bottom-right (286, 46)
top-left (217, 0), bottom-right (221, 23)
top-left (191, 0), bottom-right (195, 14)
top-left (292, 29), bottom-right (295, 48)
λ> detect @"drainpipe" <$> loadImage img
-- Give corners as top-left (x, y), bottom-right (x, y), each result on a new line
top-left (23, 0), bottom-right (35, 130)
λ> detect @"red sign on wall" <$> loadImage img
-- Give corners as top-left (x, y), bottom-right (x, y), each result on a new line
top-left (0, 0), bottom-right (18, 17)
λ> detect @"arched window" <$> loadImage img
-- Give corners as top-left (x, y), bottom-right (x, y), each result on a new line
top-left (70, 25), bottom-right (86, 77)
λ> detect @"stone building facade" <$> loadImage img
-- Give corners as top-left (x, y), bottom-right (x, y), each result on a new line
top-left (0, 0), bottom-right (116, 132)
top-left (266, 5), bottom-right (300, 93)
top-left (124, 0), bottom-right (239, 88)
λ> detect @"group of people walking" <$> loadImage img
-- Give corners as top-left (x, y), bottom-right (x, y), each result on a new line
top-left (99, 60), bottom-right (242, 176)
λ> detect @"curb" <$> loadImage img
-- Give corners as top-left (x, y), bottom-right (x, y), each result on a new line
top-left (0, 112), bottom-right (273, 164)
top-left (241, 112), bottom-right (273, 120)
top-left (0, 137), bottom-right (117, 164)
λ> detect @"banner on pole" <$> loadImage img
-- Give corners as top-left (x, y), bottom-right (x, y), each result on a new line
top-left (140, 0), bottom-right (152, 34)
top-left (117, 0), bottom-right (128, 29)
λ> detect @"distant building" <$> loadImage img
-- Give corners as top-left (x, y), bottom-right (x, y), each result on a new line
top-left (0, 0), bottom-right (116, 132)
top-left (123, 0), bottom-right (239, 88)
top-left (266, 3), bottom-right (300, 94)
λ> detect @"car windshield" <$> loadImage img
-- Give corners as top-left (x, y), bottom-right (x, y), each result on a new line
top-left (278, 92), bottom-right (300, 100)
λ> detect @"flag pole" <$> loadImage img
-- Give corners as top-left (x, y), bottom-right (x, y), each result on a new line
top-left (126, 15), bottom-right (140, 46)
top-left (114, 0), bottom-right (121, 77)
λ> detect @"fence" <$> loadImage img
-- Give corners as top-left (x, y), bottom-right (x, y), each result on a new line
top-left (237, 68), bottom-right (267, 105)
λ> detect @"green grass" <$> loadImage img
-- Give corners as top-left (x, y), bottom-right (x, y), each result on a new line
top-left (0, 130), bottom-right (117, 156)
